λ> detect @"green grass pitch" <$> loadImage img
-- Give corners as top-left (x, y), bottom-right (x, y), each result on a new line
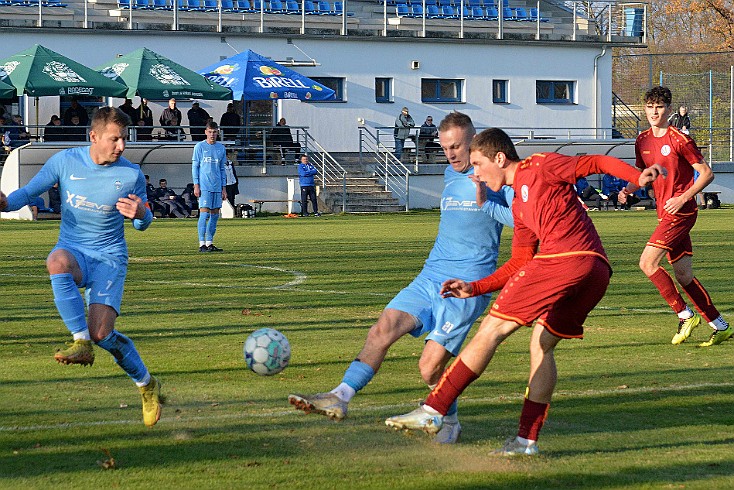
top-left (1, 210), bottom-right (733, 488)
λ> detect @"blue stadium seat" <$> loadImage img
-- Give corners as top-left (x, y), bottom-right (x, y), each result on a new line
top-left (186, 0), bottom-right (207, 10)
top-left (470, 6), bottom-right (484, 19)
top-left (317, 0), bottom-right (335, 15)
top-left (220, 0), bottom-right (236, 10)
top-left (484, 5), bottom-right (497, 19)
top-left (409, 3), bottom-right (423, 17)
top-left (467, 0), bottom-right (481, 8)
top-left (395, 2), bottom-right (409, 16)
top-left (204, 0), bottom-right (219, 10)
top-left (502, 6), bottom-right (514, 19)
top-left (152, 0), bottom-right (172, 9)
top-left (426, 4), bottom-right (441, 18)
top-left (514, 7), bottom-right (529, 20)
top-left (284, 0), bottom-right (299, 13)
top-left (236, 0), bottom-right (251, 10)
top-left (437, 0), bottom-right (450, 6)
top-left (268, 0), bottom-right (285, 12)
top-left (333, 1), bottom-right (353, 16)
top-left (304, 0), bottom-right (318, 13)
top-left (43, 0), bottom-right (68, 7)
top-left (441, 4), bottom-right (457, 18)
top-left (252, 0), bottom-right (267, 10)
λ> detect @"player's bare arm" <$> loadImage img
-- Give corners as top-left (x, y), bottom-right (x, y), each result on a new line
top-left (468, 174), bottom-right (486, 208)
top-left (116, 194), bottom-right (146, 219)
top-left (440, 278), bottom-right (473, 299)
top-left (222, 187), bottom-right (228, 201)
top-left (193, 183), bottom-right (201, 198)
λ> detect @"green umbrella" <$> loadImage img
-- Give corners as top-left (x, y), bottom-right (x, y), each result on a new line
top-left (96, 48), bottom-right (232, 101)
top-left (0, 78), bottom-right (15, 99)
top-left (0, 44), bottom-right (127, 97)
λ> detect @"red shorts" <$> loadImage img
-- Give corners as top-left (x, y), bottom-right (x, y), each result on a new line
top-left (647, 211), bottom-right (696, 264)
top-left (489, 254), bottom-right (611, 339)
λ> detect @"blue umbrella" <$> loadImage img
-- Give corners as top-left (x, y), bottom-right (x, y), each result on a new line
top-left (197, 50), bottom-right (335, 101)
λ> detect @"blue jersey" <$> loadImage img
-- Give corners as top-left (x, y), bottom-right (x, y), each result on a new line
top-left (4, 146), bottom-right (147, 261)
top-left (192, 141), bottom-right (227, 192)
top-left (421, 166), bottom-right (513, 283)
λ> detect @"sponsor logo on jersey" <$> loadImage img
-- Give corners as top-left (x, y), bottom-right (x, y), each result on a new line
top-left (69, 174), bottom-right (86, 180)
top-left (65, 190), bottom-right (115, 214)
top-left (441, 196), bottom-right (477, 211)
top-left (661, 145), bottom-right (671, 156)
top-left (114, 180), bottom-right (123, 191)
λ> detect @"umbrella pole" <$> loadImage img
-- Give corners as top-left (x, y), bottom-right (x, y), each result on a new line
top-left (35, 97), bottom-right (40, 141)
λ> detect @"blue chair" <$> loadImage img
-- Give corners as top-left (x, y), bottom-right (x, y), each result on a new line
top-left (441, 4), bottom-right (457, 18)
top-left (284, 0), bottom-right (299, 13)
top-left (409, 3), bottom-right (423, 17)
top-left (437, 0), bottom-right (450, 6)
top-left (502, 6), bottom-right (514, 19)
top-left (514, 7), bottom-right (529, 20)
top-left (118, 0), bottom-right (131, 8)
top-left (135, 0), bottom-right (153, 8)
top-left (252, 0), bottom-right (267, 10)
top-left (43, 0), bottom-right (69, 7)
top-left (395, 2), bottom-right (409, 16)
top-left (333, 1), bottom-right (353, 15)
top-left (268, 0), bottom-right (285, 12)
top-left (186, 0), bottom-right (207, 10)
top-left (484, 5), bottom-right (497, 19)
top-left (220, 0), bottom-right (236, 10)
top-left (470, 6), bottom-right (484, 19)
top-left (317, 0), bottom-right (334, 15)
top-left (153, 0), bottom-right (172, 9)
top-left (426, 4), bottom-right (441, 17)
top-left (236, 0), bottom-right (251, 10)
top-left (304, 0), bottom-right (318, 13)
top-left (204, 0), bottom-right (219, 10)
top-left (467, 0), bottom-right (481, 7)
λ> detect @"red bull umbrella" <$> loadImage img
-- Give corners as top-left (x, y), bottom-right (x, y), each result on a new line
top-left (197, 50), bottom-right (335, 101)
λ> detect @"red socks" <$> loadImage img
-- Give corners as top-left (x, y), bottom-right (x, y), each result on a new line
top-left (425, 358), bottom-right (479, 415)
top-left (518, 398), bottom-right (550, 441)
top-left (649, 268), bottom-right (686, 313)
top-left (682, 277), bottom-right (719, 322)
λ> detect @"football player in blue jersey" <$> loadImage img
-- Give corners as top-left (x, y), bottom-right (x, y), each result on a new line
top-left (0, 107), bottom-right (162, 428)
top-left (289, 112), bottom-right (514, 443)
top-left (192, 120), bottom-right (227, 252)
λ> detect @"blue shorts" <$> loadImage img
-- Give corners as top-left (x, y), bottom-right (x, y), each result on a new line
top-left (386, 274), bottom-right (492, 356)
top-left (53, 245), bottom-right (127, 315)
top-left (199, 190), bottom-right (222, 210)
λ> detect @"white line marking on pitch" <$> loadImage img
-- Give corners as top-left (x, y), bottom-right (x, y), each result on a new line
top-left (2, 381), bottom-right (732, 433)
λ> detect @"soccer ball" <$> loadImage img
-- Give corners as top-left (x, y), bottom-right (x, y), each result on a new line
top-left (244, 328), bottom-right (291, 375)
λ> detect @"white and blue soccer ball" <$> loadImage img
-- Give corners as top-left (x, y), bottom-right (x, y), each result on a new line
top-left (244, 328), bottom-right (291, 376)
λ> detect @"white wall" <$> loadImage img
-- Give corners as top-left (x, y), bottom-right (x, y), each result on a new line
top-left (5, 30), bottom-right (611, 151)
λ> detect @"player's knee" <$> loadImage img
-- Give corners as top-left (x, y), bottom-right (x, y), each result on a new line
top-left (674, 268), bottom-right (693, 286)
top-left (419, 360), bottom-right (443, 385)
top-left (46, 251), bottom-right (74, 274)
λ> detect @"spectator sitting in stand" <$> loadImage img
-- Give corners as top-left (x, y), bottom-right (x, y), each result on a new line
top-left (668, 105), bottom-right (691, 135)
top-left (8, 115), bottom-right (31, 148)
top-left (181, 183), bottom-right (199, 215)
top-left (65, 115), bottom-right (88, 141)
top-left (63, 97), bottom-right (89, 127)
top-left (44, 115), bottom-right (65, 142)
top-left (576, 177), bottom-right (605, 210)
top-left (154, 178), bottom-right (190, 218)
top-left (161, 117), bottom-right (185, 141)
top-left (418, 115), bottom-right (439, 162)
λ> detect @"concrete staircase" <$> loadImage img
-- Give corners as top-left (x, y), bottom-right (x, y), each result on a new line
top-left (319, 153), bottom-right (406, 213)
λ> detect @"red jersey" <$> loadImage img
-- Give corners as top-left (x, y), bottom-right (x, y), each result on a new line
top-left (511, 152), bottom-right (607, 260)
top-left (635, 126), bottom-right (703, 218)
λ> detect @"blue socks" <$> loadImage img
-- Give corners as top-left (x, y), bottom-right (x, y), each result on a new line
top-left (206, 212), bottom-right (220, 242)
top-left (341, 360), bottom-right (375, 392)
top-left (50, 273), bottom-right (87, 335)
top-left (198, 211), bottom-right (210, 242)
top-left (96, 330), bottom-right (149, 384)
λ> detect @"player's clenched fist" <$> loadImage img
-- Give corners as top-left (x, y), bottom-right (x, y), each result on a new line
top-left (639, 163), bottom-right (666, 187)
top-left (116, 194), bottom-right (145, 219)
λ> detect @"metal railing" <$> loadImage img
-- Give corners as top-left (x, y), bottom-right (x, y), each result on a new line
top-left (301, 130), bottom-right (348, 212)
top-left (611, 91), bottom-right (642, 138)
top-left (358, 125), bottom-right (410, 210)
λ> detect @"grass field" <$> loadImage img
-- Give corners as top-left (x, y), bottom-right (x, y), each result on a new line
top-left (1, 210), bottom-right (734, 489)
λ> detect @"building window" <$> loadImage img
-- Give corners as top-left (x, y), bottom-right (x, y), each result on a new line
top-left (492, 79), bottom-right (508, 104)
top-left (375, 77), bottom-right (392, 103)
top-left (421, 79), bottom-right (463, 103)
top-left (536, 80), bottom-right (575, 104)
top-left (310, 77), bottom-right (345, 102)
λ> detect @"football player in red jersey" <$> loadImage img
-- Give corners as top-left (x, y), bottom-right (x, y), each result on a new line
top-left (384, 128), bottom-right (663, 455)
top-left (621, 86), bottom-right (731, 347)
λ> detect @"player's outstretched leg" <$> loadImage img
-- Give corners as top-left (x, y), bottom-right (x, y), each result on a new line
top-left (385, 404), bottom-right (443, 435)
top-left (699, 319), bottom-right (733, 347)
top-left (288, 360), bottom-right (374, 421)
top-left (288, 392), bottom-right (348, 421)
top-left (433, 399), bottom-right (460, 444)
top-left (139, 376), bottom-right (162, 428)
top-left (50, 272), bottom-right (94, 366)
